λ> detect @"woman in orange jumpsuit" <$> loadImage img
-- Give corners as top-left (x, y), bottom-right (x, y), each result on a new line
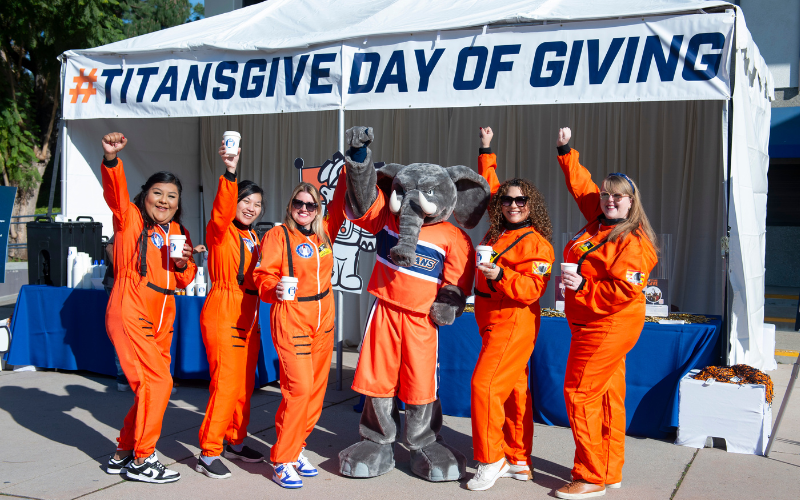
top-left (554, 127), bottom-right (658, 500)
top-left (467, 127), bottom-right (555, 491)
top-left (195, 142), bottom-right (265, 478)
top-left (253, 176), bottom-right (346, 489)
top-left (100, 132), bottom-right (197, 483)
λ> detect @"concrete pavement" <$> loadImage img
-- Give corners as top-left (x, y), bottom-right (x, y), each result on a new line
top-left (0, 352), bottom-right (797, 500)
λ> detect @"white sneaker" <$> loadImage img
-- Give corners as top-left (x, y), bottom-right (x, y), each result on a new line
top-left (272, 462), bottom-right (303, 489)
top-left (503, 462), bottom-right (533, 481)
top-left (467, 458), bottom-right (510, 491)
top-left (294, 450), bottom-right (318, 477)
top-left (124, 452), bottom-right (180, 483)
top-left (571, 473), bottom-right (620, 489)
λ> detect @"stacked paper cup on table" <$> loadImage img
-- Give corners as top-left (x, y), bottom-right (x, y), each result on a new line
top-left (195, 267), bottom-right (207, 297)
top-left (66, 246), bottom-right (106, 289)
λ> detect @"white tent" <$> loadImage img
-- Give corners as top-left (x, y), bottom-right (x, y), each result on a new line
top-left (58, 0), bottom-right (773, 367)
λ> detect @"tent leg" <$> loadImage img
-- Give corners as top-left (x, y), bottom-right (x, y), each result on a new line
top-left (764, 353), bottom-right (800, 457)
top-left (336, 106), bottom-right (345, 391)
top-left (47, 120), bottom-right (63, 218)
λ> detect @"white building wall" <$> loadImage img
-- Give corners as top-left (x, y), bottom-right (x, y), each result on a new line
top-left (739, 0), bottom-right (800, 89)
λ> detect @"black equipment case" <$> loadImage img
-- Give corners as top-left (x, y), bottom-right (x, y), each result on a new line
top-left (26, 216), bottom-right (104, 286)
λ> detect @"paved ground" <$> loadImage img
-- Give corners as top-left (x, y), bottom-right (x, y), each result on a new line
top-left (0, 351), bottom-right (797, 500)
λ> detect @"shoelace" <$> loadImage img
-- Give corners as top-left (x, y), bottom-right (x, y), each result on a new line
top-left (474, 463), bottom-right (490, 481)
top-left (149, 460), bottom-right (167, 474)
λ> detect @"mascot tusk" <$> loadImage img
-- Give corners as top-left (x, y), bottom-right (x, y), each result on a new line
top-left (418, 191), bottom-right (437, 216)
top-left (390, 190), bottom-right (402, 214)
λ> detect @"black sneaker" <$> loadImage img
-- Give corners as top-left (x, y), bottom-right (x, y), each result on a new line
top-left (106, 454), bottom-right (133, 474)
top-left (195, 457), bottom-right (231, 479)
top-left (123, 452), bottom-right (180, 483)
top-left (222, 444), bottom-right (264, 463)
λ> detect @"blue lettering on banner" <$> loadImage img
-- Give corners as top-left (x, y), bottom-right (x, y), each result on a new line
top-left (588, 38), bottom-right (625, 85)
top-left (619, 37), bottom-right (640, 83)
top-left (240, 59), bottom-right (267, 98)
top-left (564, 40), bottom-right (584, 86)
top-left (486, 44), bottom-right (521, 89)
top-left (453, 46), bottom-right (488, 91)
top-left (152, 66), bottom-right (179, 102)
top-left (414, 49), bottom-right (444, 92)
top-left (349, 52), bottom-right (381, 94)
top-left (180, 63), bottom-right (212, 101)
top-left (309, 53), bottom-right (337, 94)
top-left (376, 50), bottom-right (408, 93)
top-left (284, 55), bottom-right (309, 96)
top-left (120, 68), bottom-right (134, 104)
top-left (530, 41), bottom-right (567, 87)
top-left (682, 32), bottom-right (725, 81)
top-left (101, 68), bottom-right (123, 104)
top-left (637, 35), bottom-right (684, 83)
top-left (136, 67), bottom-right (159, 102)
top-left (266, 57), bottom-right (280, 97)
top-left (213, 61), bottom-right (238, 100)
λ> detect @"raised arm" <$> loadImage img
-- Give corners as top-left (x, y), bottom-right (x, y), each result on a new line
top-left (343, 126), bottom-right (378, 219)
top-left (556, 127), bottom-right (603, 222)
top-left (478, 126), bottom-right (502, 196)
top-left (100, 132), bottom-right (132, 232)
top-left (324, 165), bottom-right (348, 243)
top-left (207, 142), bottom-right (241, 247)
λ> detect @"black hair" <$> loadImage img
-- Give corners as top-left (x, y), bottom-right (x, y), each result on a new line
top-left (238, 180), bottom-right (264, 203)
top-left (133, 171), bottom-right (183, 227)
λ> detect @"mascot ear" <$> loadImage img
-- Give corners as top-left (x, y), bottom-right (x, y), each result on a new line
top-left (376, 163), bottom-right (405, 197)
top-left (446, 165), bottom-right (490, 229)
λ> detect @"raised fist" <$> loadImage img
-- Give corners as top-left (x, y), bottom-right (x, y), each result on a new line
top-left (557, 127), bottom-right (571, 147)
top-left (345, 126), bottom-right (374, 148)
top-left (479, 126), bottom-right (493, 148)
top-left (102, 132), bottom-right (127, 160)
top-left (218, 140), bottom-right (240, 173)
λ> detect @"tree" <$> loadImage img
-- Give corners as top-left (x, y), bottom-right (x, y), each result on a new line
top-left (123, 0), bottom-right (193, 38)
top-left (0, 0), bottom-right (125, 257)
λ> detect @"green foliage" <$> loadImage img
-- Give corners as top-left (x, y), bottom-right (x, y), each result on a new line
top-left (123, 0), bottom-right (192, 38)
top-left (0, 95), bottom-right (41, 190)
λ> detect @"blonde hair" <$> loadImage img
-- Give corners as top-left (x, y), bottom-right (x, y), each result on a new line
top-left (602, 175), bottom-right (659, 253)
top-left (284, 183), bottom-right (330, 246)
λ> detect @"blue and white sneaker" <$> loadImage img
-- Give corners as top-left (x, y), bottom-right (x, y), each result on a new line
top-left (272, 462), bottom-right (303, 489)
top-left (294, 450), bottom-right (318, 477)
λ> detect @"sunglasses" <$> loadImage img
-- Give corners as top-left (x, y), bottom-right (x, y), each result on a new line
top-left (292, 199), bottom-right (318, 211)
top-left (599, 192), bottom-right (630, 202)
top-left (499, 195), bottom-right (529, 207)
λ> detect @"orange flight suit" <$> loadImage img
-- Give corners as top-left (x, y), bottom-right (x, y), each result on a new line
top-left (471, 153), bottom-right (554, 465)
top-left (557, 146), bottom-right (658, 486)
top-left (253, 176), bottom-right (346, 465)
top-left (198, 172), bottom-right (262, 457)
top-left (102, 157), bottom-right (197, 459)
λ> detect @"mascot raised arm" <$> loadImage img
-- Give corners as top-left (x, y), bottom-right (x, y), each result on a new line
top-left (338, 126), bottom-right (490, 482)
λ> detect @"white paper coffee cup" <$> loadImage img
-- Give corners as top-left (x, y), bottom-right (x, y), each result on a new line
top-left (186, 283), bottom-right (196, 296)
top-left (561, 263), bottom-right (578, 274)
top-left (223, 131), bottom-right (241, 156)
top-left (476, 245), bottom-right (493, 266)
top-left (280, 276), bottom-right (299, 301)
top-left (197, 283), bottom-right (207, 297)
top-left (169, 235), bottom-right (186, 259)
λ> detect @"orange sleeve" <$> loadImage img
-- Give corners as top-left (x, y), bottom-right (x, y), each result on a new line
top-left (442, 227), bottom-right (476, 297)
top-left (101, 157), bottom-right (134, 233)
top-left (207, 173), bottom-right (238, 247)
top-left (478, 153), bottom-right (501, 196)
top-left (324, 166), bottom-right (348, 243)
top-left (574, 235), bottom-right (657, 315)
top-left (496, 235), bottom-right (554, 305)
top-left (174, 230), bottom-right (197, 289)
top-left (557, 148), bottom-right (603, 223)
top-left (347, 187), bottom-right (389, 235)
top-left (253, 227), bottom-right (284, 303)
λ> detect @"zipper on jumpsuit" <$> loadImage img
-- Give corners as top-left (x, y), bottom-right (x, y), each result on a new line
top-left (303, 234), bottom-right (321, 331)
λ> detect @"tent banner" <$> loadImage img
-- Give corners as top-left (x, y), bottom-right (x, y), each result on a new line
top-left (62, 43), bottom-right (343, 119)
top-left (342, 13), bottom-right (733, 110)
top-left (63, 13), bottom-right (733, 119)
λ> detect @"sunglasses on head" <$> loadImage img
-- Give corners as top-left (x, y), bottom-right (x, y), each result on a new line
top-left (499, 195), bottom-right (529, 207)
top-left (292, 199), bottom-right (318, 211)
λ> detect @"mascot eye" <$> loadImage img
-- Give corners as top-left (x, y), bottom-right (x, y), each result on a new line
top-left (426, 189), bottom-right (434, 196)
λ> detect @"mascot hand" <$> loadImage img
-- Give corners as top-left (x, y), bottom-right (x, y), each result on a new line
top-left (429, 285), bottom-right (467, 326)
top-left (345, 126), bottom-right (375, 163)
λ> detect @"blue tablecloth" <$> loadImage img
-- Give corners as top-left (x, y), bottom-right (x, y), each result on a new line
top-left (6, 285), bottom-right (280, 386)
top-left (437, 313), bottom-right (720, 439)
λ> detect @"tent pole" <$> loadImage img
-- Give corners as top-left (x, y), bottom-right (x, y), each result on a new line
top-left (722, 11), bottom-right (737, 366)
top-left (336, 106), bottom-right (345, 391)
top-left (47, 120), bottom-right (63, 218)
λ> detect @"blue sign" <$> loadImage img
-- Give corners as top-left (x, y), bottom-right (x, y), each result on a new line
top-left (0, 186), bottom-right (17, 283)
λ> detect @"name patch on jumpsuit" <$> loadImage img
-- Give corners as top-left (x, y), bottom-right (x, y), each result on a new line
top-left (318, 243), bottom-right (332, 257)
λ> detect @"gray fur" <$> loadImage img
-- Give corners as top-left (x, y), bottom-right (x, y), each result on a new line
top-left (447, 165), bottom-right (492, 229)
top-left (429, 284), bottom-right (467, 326)
top-left (405, 401), bottom-right (466, 481)
top-left (339, 397), bottom-right (398, 478)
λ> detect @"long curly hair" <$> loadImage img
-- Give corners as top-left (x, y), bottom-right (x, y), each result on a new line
top-left (484, 178), bottom-right (552, 245)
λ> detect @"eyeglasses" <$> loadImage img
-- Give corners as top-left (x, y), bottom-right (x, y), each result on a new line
top-left (599, 192), bottom-right (630, 202)
top-left (291, 199), bottom-right (318, 211)
top-left (499, 195), bottom-right (529, 207)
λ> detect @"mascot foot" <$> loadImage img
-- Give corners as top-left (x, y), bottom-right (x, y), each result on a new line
top-left (339, 441), bottom-right (395, 478)
top-left (409, 436), bottom-right (466, 482)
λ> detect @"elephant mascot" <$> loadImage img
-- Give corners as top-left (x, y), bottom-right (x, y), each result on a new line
top-left (338, 126), bottom-right (490, 482)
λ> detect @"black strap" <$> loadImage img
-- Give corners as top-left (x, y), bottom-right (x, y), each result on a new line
top-left (281, 225), bottom-right (294, 278)
top-left (237, 235), bottom-right (245, 285)
top-left (474, 289), bottom-right (491, 298)
top-left (146, 281), bottom-right (175, 295)
top-left (576, 239), bottom-right (607, 273)
top-left (298, 288), bottom-right (330, 302)
top-left (138, 222), bottom-right (185, 278)
top-left (486, 231), bottom-right (534, 292)
top-left (245, 289), bottom-right (258, 296)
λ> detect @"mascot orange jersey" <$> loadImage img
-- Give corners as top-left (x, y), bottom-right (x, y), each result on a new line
top-left (253, 174), bottom-right (347, 465)
top-left (471, 152), bottom-right (554, 467)
top-left (557, 145), bottom-right (657, 486)
top-left (197, 172), bottom-right (262, 457)
top-left (102, 157), bottom-right (197, 459)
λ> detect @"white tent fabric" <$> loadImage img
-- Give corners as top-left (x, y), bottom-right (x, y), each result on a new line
top-left (70, 0), bottom-right (731, 56)
top-left (57, 0), bottom-right (774, 367)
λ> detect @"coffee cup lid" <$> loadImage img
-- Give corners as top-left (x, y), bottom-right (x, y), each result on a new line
top-left (281, 276), bottom-right (299, 283)
top-left (170, 234), bottom-right (186, 240)
top-left (223, 131), bottom-right (241, 138)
